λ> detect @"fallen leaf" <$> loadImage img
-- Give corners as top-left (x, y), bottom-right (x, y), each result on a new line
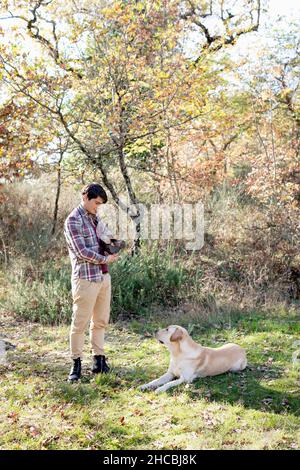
top-left (42, 436), bottom-right (59, 447)
top-left (7, 411), bottom-right (19, 423)
top-left (119, 416), bottom-right (125, 426)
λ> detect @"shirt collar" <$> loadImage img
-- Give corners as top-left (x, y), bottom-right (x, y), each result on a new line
top-left (78, 203), bottom-right (89, 218)
top-left (78, 203), bottom-right (98, 222)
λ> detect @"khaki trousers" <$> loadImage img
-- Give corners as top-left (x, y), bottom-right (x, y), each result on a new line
top-left (70, 274), bottom-right (111, 359)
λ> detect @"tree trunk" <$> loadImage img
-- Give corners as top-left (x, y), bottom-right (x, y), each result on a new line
top-left (51, 151), bottom-right (63, 236)
top-left (131, 216), bottom-right (141, 256)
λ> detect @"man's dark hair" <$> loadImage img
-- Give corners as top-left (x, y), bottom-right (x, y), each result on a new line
top-left (81, 183), bottom-right (108, 203)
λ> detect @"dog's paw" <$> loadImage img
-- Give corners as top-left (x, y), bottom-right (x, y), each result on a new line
top-left (155, 386), bottom-right (166, 394)
top-left (139, 384), bottom-right (150, 391)
top-left (139, 383), bottom-right (159, 392)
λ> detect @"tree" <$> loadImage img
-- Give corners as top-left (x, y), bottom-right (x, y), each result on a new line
top-left (0, 0), bottom-right (262, 251)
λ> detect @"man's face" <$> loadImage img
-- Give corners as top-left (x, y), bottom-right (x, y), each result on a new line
top-left (82, 194), bottom-right (104, 215)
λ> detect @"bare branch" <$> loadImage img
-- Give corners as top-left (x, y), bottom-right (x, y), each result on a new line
top-left (4, 1), bottom-right (83, 79)
top-left (180, 0), bottom-right (261, 62)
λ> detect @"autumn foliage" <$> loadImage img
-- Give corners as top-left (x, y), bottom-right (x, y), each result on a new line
top-left (0, 1), bottom-right (299, 304)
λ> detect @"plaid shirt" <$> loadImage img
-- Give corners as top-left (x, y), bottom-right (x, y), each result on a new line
top-left (64, 204), bottom-right (108, 282)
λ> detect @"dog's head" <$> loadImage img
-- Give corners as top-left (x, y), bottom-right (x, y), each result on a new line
top-left (155, 325), bottom-right (188, 347)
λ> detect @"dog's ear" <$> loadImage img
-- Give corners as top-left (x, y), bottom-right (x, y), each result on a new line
top-left (170, 328), bottom-right (183, 342)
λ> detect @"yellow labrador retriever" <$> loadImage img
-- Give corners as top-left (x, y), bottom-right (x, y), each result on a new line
top-left (140, 325), bottom-right (247, 393)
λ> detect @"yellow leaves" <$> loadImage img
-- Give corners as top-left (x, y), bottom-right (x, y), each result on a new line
top-left (102, 2), bottom-right (123, 20)
top-left (113, 2), bottom-right (123, 14)
top-left (127, 140), bottom-right (149, 156)
top-left (136, 1), bottom-right (146, 13)
top-left (156, 71), bottom-right (170, 80)
top-left (184, 105), bottom-right (197, 117)
top-left (119, 13), bottom-right (131, 25)
top-left (144, 101), bottom-right (156, 112)
top-left (279, 88), bottom-right (294, 99)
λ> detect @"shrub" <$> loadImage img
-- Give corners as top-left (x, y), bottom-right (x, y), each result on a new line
top-left (1, 260), bottom-right (72, 325)
top-left (110, 243), bottom-right (189, 319)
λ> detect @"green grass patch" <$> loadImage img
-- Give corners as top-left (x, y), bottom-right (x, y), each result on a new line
top-left (0, 309), bottom-right (299, 450)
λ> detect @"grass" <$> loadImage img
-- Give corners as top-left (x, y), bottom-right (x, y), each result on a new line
top-left (0, 308), bottom-right (299, 450)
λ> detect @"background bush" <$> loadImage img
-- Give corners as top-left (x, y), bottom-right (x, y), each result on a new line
top-left (0, 243), bottom-right (195, 324)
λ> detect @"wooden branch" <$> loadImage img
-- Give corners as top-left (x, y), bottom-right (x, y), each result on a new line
top-left (179, 0), bottom-right (261, 62)
top-left (5, 2), bottom-right (83, 79)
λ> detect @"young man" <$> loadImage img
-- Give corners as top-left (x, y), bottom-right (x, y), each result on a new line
top-left (64, 183), bottom-right (118, 382)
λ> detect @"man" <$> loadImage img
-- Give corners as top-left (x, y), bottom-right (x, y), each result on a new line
top-left (64, 183), bottom-right (118, 382)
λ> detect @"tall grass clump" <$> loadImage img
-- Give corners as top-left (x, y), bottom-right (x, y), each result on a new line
top-left (1, 259), bottom-right (72, 325)
top-left (110, 242), bottom-right (189, 319)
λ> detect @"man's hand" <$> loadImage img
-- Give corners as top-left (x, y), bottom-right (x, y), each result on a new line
top-left (106, 254), bottom-right (119, 263)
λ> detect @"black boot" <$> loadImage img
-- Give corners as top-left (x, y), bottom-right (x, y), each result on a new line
top-left (68, 358), bottom-right (81, 382)
top-left (92, 355), bottom-right (110, 374)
